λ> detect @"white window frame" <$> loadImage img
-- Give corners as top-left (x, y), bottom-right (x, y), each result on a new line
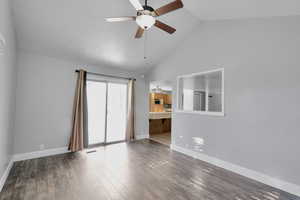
top-left (176, 68), bottom-right (225, 116)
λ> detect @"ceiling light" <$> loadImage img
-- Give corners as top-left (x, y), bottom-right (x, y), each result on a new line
top-left (151, 86), bottom-right (165, 93)
top-left (136, 15), bottom-right (155, 30)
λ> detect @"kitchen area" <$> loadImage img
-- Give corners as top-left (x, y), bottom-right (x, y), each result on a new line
top-left (149, 81), bottom-right (172, 146)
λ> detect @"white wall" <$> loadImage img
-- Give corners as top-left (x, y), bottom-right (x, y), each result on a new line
top-left (0, 0), bottom-right (17, 178)
top-left (14, 51), bottom-right (148, 154)
top-left (147, 16), bottom-right (300, 186)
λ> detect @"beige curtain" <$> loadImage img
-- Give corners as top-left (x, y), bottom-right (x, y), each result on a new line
top-left (69, 69), bottom-right (86, 152)
top-left (126, 79), bottom-right (135, 141)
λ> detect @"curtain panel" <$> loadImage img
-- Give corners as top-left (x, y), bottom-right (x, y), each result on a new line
top-left (69, 69), bottom-right (86, 152)
top-left (126, 79), bottom-right (135, 141)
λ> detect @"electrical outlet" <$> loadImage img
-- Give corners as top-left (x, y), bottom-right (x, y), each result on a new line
top-left (0, 33), bottom-right (5, 55)
top-left (39, 144), bottom-right (45, 150)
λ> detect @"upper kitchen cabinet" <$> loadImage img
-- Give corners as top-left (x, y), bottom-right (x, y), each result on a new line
top-left (165, 94), bottom-right (172, 105)
top-left (149, 93), bottom-right (172, 112)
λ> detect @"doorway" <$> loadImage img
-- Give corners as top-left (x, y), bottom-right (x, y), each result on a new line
top-left (86, 80), bottom-right (128, 146)
top-left (149, 81), bottom-right (173, 146)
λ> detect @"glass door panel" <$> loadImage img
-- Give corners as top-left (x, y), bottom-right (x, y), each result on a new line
top-left (106, 83), bottom-right (127, 143)
top-left (86, 81), bottom-right (107, 145)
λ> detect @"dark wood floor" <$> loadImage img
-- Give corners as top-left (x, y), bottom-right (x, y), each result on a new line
top-left (0, 139), bottom-right (299, 200)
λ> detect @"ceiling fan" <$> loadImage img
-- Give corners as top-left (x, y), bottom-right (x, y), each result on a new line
top-left (105, 0), bottom-right (184, 39)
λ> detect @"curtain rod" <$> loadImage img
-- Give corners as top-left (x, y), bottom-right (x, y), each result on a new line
top-left (75, 70), bottom-right (136, 81)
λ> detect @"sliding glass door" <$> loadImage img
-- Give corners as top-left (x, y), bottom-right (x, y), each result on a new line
top-left (87, 80), bottom-right (127, 146)
top-left (87, 81), bottom-right (107, 145)
top-left (106, 83), bottom-right (128, 143)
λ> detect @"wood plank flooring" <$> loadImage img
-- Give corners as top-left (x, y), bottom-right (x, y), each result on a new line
top-left (0, 139), bottom-right (299, 200)
top-left (150, 132), bottom-right (171, 146)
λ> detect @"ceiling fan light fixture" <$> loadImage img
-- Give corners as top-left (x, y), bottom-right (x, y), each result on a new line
top-left (136, 15), bottom-right (155, 30)
top-left (105, 0), bottom-right (183, 38)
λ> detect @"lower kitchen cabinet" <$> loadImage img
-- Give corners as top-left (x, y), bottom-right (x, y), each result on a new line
top-left (149, 118), bottom-right (171, 135)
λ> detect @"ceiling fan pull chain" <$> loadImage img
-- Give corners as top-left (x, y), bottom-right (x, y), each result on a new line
top-left (144, 30), bottom-right (147, 59)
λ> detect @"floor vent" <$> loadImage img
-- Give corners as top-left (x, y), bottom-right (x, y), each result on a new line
top-left (86, 150), bottom-right (97, 154)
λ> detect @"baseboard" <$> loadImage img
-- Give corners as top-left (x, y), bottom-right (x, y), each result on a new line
top-left (135, 134), bottom-right (149, 140)
top-left (13, 147), bottom-right (70, 162)
top-left (171, 144), bottom-right (300, 197)
top-left (0, 158), bottom-right (14, 192)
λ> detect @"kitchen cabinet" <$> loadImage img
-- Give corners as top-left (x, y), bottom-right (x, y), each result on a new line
top-left (162, 119), bottom-right (171, 132)
top-left (149, 93), bottom-right (172, 112)
top-left (149, 93), bottom-right (164, 112)
top-left (149, 118), bottom-right (171, 135)
top-left (165, 94), bottom-right (172, 105)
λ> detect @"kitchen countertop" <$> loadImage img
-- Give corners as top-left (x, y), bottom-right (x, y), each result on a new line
top-left (149, 112), bottom-right (172, 120)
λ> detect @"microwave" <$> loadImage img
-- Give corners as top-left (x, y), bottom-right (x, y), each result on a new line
top-left (154, 99), bottom-right (163, 105)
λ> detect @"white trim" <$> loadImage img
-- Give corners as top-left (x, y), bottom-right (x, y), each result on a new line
top-left (176, 68), bottom-right (225, 116)
top-left (86, 74), bottom-right (130, 84)
top-left (0, 159), bottom-right (13, 192)
top-left (13, 147), bottom-right (70, 162)
top-left (135, 134), bottom-right (149, 140)
top-left (177, 68), bottom-right (224, 79)
top-left (171, 144), bottom-right (300, 197)
top-left (175, 110), bottom-right (225, 116)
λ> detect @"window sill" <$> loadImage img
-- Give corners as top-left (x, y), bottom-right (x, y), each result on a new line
top-left (175, 110), bottom-right (225, 117)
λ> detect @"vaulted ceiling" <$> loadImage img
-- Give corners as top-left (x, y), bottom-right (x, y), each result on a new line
top-left (12, 0), bottom-right (200, 71)
top-left (12, 0), bottom-right (300, 71)
top-left (185, 0), bottom-right (300, 20)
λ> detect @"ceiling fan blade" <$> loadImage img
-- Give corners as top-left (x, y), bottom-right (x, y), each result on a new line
top-left (154, 20), bottom-right (176, 34)
top-left (135, 27), bottom-right (144, 39)
top-left (105, 16), bottom-right (136, 22)
top-left (154, 0), bottom-right (184, 16)
top-left (129, 0), bottom-right (144, 11)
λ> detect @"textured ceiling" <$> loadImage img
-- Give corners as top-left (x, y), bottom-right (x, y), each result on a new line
top-left (12, 0), bottom-right (300, 71)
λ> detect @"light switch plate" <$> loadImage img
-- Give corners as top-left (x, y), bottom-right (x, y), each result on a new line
top-left (0, 33), bottom-right (6, 55)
